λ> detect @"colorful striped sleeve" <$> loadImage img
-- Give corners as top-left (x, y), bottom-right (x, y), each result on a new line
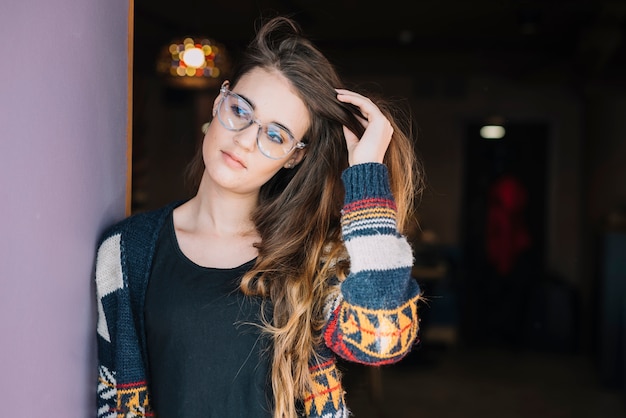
top-left (323, 163), bottom-right (421, 365)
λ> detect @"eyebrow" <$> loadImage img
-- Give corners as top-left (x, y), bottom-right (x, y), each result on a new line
top-left (236, 92), bottom-right (256, 110)
top-left (234, 91), bottom-right (297, 139)
top-left (271, 122), bottom-right (296, 139)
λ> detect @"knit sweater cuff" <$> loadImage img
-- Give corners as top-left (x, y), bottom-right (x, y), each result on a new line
top-left (341, 163), bottom-right (392, 204)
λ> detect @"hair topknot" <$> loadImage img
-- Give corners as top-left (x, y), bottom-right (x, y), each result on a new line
top-left (254, 15), bottom-right (302, 43)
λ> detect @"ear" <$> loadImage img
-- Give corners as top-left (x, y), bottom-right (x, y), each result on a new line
top-left (213, 80), bottom-right (230, 116)
top-left (211, 94), bottom-right (221, 117)
top-left (283, 148), bottom-right (306, 169)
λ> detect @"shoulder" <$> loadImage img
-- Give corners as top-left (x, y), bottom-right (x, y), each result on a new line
top-left (97, 201), bottom-right (184, 248)
top-left (94, 201), bottom-right (185, 289)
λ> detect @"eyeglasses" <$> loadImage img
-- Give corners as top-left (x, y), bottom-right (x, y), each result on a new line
top-left (216, 85), bottom-right (306, 160)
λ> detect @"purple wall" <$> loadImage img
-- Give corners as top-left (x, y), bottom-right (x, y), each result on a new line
top-left (0, 0), bottom-right (128, 415)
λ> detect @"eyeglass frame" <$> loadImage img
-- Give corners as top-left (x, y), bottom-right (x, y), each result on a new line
top-left (215, 83), bottom-right (307, 160)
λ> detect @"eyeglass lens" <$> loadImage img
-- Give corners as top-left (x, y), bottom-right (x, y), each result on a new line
top-left (218, 92), bottom-right (296, 159)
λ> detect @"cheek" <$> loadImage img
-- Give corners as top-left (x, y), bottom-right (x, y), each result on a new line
top-left (201, 130), bottom-right (221, 156)
top-left (256, 159), bottom-right (289, 180)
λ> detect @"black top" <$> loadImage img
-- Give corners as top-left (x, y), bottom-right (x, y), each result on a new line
top-left (144, 212), bottom-right (272, 417)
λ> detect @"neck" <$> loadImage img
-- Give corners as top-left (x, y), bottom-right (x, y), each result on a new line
top-left (186, 180), bottom-right (259, 237)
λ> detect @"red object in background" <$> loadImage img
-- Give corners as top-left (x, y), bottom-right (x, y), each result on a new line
top-left (486, 175), bottom-right (531, 276)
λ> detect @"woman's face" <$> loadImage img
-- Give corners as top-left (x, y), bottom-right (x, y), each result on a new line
top-left (200, 67), bottom-right (310, 197)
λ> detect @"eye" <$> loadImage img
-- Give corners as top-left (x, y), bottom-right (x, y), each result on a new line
top-left (229, 102), bottom-right (252, 120)
top-left (265, 124), bottom-right (288, 145)
top-left (226, 95), bottom-right (253, 121)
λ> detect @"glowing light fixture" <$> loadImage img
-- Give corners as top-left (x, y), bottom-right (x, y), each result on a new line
top-left (157, 37), bottom-right (231, 89)
top-left (480, 125), bottom-right (506, 139)
top-left (181, 47), bottom-right (205, 67)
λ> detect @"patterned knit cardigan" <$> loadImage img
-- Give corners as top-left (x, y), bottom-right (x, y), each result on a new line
top-left (95, 163), bottom-right (421, 417)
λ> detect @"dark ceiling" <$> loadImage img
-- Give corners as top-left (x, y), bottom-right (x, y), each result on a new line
top-left (135, 0), bottom-right (626, 85)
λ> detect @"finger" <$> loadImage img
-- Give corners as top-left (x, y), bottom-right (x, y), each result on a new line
top-left (335, 88), bottom-right (370, 100)
top-left (336, 89), bottom-right (382, 121)
top-left (354, 114), bottom-right (369, 129)
top-left (342, 125), bottom-right (359, 144)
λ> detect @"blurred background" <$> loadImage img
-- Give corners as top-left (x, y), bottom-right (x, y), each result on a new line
top-left (130, 1), bottom-right (626, 417)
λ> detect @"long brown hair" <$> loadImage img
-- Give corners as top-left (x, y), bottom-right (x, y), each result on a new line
top-left (186, 16), bottom-right (424, 417)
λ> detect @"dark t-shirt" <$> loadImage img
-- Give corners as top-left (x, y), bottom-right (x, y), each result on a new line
top-left (144, 212), bottom-right (272, 417)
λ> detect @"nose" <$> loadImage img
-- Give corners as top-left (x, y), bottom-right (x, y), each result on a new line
top-left (233, 122), bottom-right (260, 152)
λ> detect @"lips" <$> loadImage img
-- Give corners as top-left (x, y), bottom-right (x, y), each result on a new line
top-left (222, 151), bottom-right (247, 169)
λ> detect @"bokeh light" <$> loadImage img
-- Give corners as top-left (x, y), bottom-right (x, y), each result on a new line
top-left (157, 37), bottom-right (231, 89)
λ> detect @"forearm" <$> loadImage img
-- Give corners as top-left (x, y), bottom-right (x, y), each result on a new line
top-left (324, 163), bottom-right (420, 364)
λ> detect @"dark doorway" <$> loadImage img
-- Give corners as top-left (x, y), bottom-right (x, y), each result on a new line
top-left (460, 122), bottom-right (549, 347)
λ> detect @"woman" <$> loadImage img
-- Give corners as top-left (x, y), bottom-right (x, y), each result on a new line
top-left (96, 16), bottom-right (423, 418)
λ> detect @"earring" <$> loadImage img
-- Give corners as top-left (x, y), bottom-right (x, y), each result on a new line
top-left (285, 162), bottom-right (294, 169)
top-left (201, 122), bottom-right (211, 134)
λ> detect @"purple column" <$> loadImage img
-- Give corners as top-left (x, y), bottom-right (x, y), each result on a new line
top-left (0, 0), bottom-right (129, 415)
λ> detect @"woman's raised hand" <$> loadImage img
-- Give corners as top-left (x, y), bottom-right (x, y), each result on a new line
top-left (336, 89), bottom-right (393, 166)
